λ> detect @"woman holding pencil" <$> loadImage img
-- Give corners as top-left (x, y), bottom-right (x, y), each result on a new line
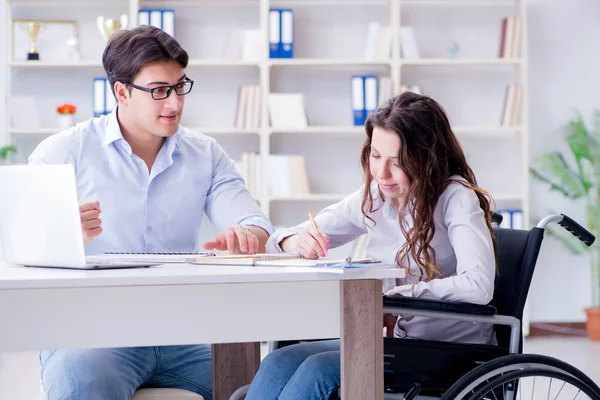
top-left (245, 91), bottom-right (497, 400)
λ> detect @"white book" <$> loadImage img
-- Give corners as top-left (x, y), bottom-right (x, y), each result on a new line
top-left (364, 22), bottom-right (381, 60)
top-left (510, 83), bottom-right (523, 126)
top-left (378, 76), bottom-right (392, 107)
top-left (150, 10), bottom-right (162, 29)
top-left (252, 85), bottom-right (262, 129)
top-left (234, 85), bottom-right (248, 129)
top-left (501, 84), bottom-right (516, 127)
top-left (162, 11), bottom-right (175, 37)
top-left (511, 210), bottom-right (524, 230)
top-left (93, 79), bottom-right (106, 115)
top-left (105, 81), bottom-right (117, 114)
top-left (511, 16), bottom-right (522, 58)
top-left (400, 27), bottom-right (420, 60)
top-left (503, 17), bottom-right (514, 59)
top-left (241, 30), bottom-right (263, 62)
top-left (268, 93), bottom-right (308, 129)
top-left (244, 85), bottom-right (255, 130)
top-left (375, 25), bottom-right (392, 60)
top-left (138, 11), bottom-right (150, 26)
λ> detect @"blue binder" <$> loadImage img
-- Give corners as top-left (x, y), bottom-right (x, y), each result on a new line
top-left (92, 78), bottom-right (108, 118)
top-left (351, 75), bottom-right (379, 126)
top-left (269, 8), bottom-right (293, 58)
top-left (138, 8), bottom-right (175, 37)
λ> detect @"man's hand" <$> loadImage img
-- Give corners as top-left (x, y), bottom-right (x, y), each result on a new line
top-left (203, 225), bottom-right (259, 254)
top-left (80, 201), bottom-right (102, 244)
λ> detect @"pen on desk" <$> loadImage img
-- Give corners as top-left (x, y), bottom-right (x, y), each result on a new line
top-left (308, 212), bottom-right (328, 257)
top-left (308, 212), bottom-right (319, 230)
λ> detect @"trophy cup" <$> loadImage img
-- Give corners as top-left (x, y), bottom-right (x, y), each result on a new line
top-left (26, 22), bottom-right (41, 61)
top-left (97, 14), bottom-right (128, 42)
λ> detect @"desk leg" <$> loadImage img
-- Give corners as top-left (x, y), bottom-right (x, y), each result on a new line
top-left (211, 342), bottom-right (260, 400)
top-left (340, 279), bottom-right (384, 400)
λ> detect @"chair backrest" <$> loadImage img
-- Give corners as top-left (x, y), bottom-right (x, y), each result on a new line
top-left (491, 226), bottom-right (545, 350)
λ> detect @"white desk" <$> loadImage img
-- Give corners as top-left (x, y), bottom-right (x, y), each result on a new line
top-left (0, 263), bottom-right (404, 400)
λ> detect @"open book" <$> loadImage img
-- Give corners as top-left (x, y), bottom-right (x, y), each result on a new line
top-left (255, 257), bottom-right (378, 267)
top-left (87, 252), bottom-right (215, 264)
top-left (191, 253), bottom-right (379, 268)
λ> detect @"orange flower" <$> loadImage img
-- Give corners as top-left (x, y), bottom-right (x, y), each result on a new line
top-left (57, 103), bottom-right (77, 114)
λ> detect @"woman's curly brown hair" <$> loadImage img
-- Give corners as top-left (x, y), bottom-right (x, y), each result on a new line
top-left (360, 92), bottom-right (496, 281)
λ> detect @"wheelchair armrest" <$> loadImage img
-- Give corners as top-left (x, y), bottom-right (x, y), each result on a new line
top-left (383, 294), bottom-right (497, 316)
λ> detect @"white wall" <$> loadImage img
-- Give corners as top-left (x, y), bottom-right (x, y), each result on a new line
top-left (526, 0), bottom-right (600, 322)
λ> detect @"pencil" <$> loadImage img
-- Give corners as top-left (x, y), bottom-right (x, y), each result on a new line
top-left (308, 212), bottom-right (319, 230)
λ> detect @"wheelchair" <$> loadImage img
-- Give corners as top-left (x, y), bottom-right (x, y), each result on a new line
top-left (231, 212), bottom-right (600, 400)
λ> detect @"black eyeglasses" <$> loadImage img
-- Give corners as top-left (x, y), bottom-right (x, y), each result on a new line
top-left (126, 77), bottom-right (194, 100)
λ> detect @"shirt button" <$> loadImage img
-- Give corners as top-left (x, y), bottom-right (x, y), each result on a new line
top-left (146, 226), bottom-right (153, 234)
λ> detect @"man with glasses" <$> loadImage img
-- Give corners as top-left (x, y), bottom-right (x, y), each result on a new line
top-left (29, 25), bottom-right (273, 400)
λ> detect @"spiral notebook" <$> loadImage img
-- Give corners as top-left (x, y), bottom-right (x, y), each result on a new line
top-left (86, 252), bottom-right (215, 264)
top-left (191, 252), bottom-right (302, 266)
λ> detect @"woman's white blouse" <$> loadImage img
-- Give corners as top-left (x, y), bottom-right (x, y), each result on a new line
top-left (266, 179), bottom-right (497, 344)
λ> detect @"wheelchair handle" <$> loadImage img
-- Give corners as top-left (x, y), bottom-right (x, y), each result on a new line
top-left (537, 214), bottom-right (595, 247)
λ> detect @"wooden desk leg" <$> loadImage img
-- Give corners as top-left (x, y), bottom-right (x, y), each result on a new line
top-left (211, 342), bottom-right (260, 400)
top-left (340, 279), bottom-right (384, 400)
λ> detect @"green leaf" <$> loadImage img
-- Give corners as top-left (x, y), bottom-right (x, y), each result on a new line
top-left (529, 152), bottom-right (586, 199)
top-left (567, 113), bottom-right (590, 160)
top-left (0, 146), bottom-right (17, 160)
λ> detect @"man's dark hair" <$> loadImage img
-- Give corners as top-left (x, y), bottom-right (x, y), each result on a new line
top-left (102, 25), bottom-right (189, 96)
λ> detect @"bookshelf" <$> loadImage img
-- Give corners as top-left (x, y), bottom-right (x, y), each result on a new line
top-left (1, 0), bottom-right (528, 240)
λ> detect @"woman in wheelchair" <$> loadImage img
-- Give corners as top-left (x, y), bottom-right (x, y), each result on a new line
top-left (245, 91), bottom-right (499, 400)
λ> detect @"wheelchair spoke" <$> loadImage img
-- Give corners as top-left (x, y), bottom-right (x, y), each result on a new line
top-left (553, 381), bottom-right (566, 400)
top-left (520, 378), bottom-right (523, 400)
top-left (572, 389), bottom-right (581, 400)
top-left (548, 378), bottom-right (553, 400)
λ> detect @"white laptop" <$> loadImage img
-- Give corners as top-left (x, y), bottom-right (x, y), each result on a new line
top-left (0, 164), bottom-right (158, 269)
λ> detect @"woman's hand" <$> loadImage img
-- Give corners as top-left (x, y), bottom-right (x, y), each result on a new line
top-left (280, 227), bottom-right (330, 259)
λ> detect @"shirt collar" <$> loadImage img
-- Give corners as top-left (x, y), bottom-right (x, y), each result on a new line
top-left (102, 106), bottom-right (181, 157)
top-left (102, 107), bottom-right (125, 147)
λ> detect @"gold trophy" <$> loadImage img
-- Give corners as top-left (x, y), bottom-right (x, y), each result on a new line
top-left (97, 15), bottom-right (128, 42)
top-left (26, 22), bottom-right (41, 60)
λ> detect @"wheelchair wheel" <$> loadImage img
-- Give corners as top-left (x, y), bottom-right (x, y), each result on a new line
top-left (441, 354), bottom-right (600, 400)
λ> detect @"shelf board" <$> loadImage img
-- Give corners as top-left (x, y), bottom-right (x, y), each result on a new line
top-left (402, 58), bottom-right (520, 66)
top-left (402, 0), bottom-right (515, 5)
top-left (187, 59), bottom-right (259, 67)
top-left (271, 0), bottom-right (387, 6)
top-left (270, 126), bottom-right (364, 135)
top-left (268, 194), bottom-right (347, 202)
top-left (493, 193), bottom-right (523, 201)
top-left (192, 127), bottom-right (260, 135)
top-left (10, 0), bottom-right (126, 4)
top-left (9, 128), bottom-right (58, 135)
top-left (453, 126), bottom-right (522, 135)
top-left (9, 60), bottom-right (103, 68)
top-left (269, 58), bottom-right (391, 67)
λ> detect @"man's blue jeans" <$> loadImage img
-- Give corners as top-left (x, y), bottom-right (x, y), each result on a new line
top-left (40, 345), bottom-right (212, 400)
top-left (245, 339), bottom-right (341, 400)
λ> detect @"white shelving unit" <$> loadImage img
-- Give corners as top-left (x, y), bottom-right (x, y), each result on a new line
top-left (1, 0), bottom-right (528, 233)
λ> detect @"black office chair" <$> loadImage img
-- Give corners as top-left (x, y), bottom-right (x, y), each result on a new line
top-left (230, 213), bottom-right (600, 400)
top-left (382, 213), bottom-right (600, 399)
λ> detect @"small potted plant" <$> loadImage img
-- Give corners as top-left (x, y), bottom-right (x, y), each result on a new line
top-left (0, 146), bottom-right (17, 165)
top-left (56, 103), bottom-right (77, 130)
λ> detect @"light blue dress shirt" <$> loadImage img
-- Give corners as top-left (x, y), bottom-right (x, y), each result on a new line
top-left (28, 108), bottom-right (273, 256)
